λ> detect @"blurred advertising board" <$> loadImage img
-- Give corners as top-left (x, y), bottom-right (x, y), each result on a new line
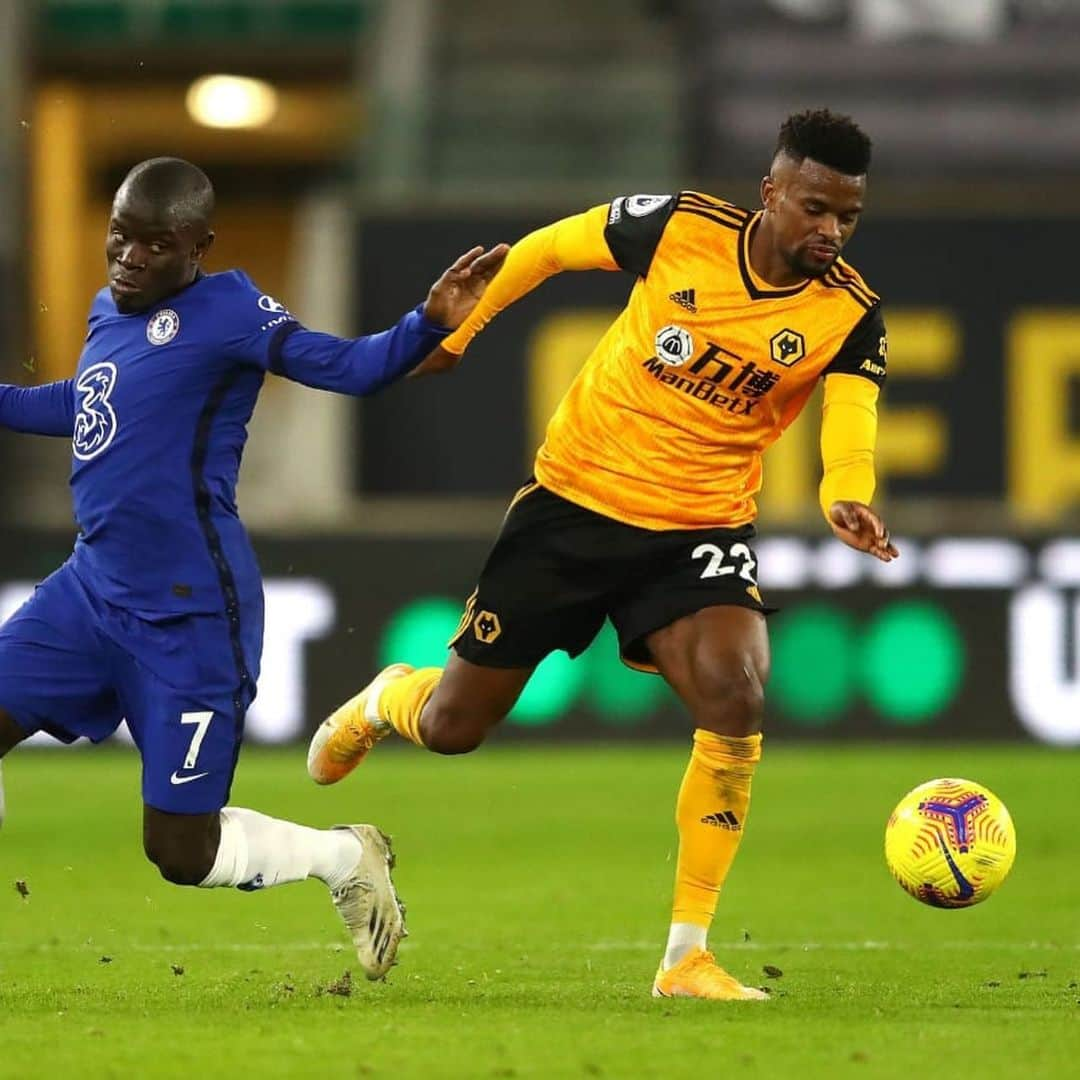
top-left (2, 531), bottom-right (1078, 746)
top-left (357, 214), bottom-right (1080, 522)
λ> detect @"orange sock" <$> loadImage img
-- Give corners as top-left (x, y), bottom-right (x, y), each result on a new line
top-left (671, 729), bottom-right (762, 928)
top-left (378, 667), bottom-right (442, 747)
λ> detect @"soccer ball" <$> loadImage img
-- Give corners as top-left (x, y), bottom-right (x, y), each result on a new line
top-left (884, 778), bottom-right (1016, 909)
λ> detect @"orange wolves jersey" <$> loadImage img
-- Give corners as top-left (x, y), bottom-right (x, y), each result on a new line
top-left (534, 192), bottom-right (886, 530)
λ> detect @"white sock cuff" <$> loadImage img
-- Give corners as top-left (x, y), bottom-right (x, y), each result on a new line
top-left (198, 808), bottom-right (250, 888)
top-left (663, 922), bottom-right (708, 970)
top-left (198, 806), bottom-right (362, 891)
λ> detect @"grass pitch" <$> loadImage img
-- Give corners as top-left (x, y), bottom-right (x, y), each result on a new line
top-left (1, 742), bottom-right (1077, 1079)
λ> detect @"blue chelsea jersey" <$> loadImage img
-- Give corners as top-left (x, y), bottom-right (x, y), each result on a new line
top-left (35, 269), bottom-right (448, 615)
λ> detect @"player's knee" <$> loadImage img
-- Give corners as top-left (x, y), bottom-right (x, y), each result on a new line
top-left (692, 655), bottom-right (766, 735)
top-left (421, 699), bottom-right (495, 755)
top-left (143, 833), bottom-right (215, 886)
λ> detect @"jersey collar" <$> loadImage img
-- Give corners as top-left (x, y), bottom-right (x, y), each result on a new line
top-left (737, 212), bottom-right (812, 301)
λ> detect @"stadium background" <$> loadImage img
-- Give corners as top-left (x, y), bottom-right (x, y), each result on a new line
top-left (2, 0), bottom-right (1079, 749)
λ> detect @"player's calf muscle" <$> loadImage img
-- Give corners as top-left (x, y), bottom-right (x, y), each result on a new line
top-left (143, 807), bottom-right (221, 886)
top-left (418, 657), bottom-right (530, 754)
top-left (420, 697), bottom-right (495, 754)
top-left (144, 842), bottom-right (217, 886)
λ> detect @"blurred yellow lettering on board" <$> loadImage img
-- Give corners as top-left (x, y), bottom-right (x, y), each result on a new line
top-left (748, 308), bottom-right (959, 521)
top-left (1009, 312), bottom-right (1080, 521)
top-left (527, 305), bottom-right (1080, 524)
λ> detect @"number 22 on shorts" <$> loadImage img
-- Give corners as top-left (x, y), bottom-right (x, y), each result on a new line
top-left (692, 541), bottom-right (757, 583)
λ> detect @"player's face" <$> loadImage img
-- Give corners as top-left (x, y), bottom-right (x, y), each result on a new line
top-left (762, 156), bottom-right (865, 279)
top-left (105, 193), bottom-right (211, 314)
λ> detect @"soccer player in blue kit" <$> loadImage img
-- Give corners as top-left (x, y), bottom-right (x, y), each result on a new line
top-left (0, 157), bottom-right (508, 979)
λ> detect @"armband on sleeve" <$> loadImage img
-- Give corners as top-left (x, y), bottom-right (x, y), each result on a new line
top-left (602, 193), bottom-right (677, 277)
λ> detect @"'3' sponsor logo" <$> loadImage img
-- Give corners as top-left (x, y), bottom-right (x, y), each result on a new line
top-left (73, 361), bottom-right (119, 461)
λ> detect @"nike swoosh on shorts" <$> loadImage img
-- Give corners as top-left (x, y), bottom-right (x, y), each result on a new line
top-left (170, 771), bottom-right (210, 785)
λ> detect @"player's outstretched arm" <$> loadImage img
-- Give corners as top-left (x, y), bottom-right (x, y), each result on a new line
top-left (413, 205), bottom-right (621, 376)
top-left (819, 373), bottom-right (898, 563)
top-left (262, 245), bottom-right (507, 396)
top-left (0, 380), bottom-right (76, 437)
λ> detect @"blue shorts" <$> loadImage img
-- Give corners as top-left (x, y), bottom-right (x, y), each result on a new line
top-left (0, 561), bottom-right (263, 814)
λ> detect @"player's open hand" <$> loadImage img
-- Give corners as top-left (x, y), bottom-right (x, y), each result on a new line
top-left (828, 500), bottom-right (899, 562)
top-left (423, 244), bottom-right (510, 330)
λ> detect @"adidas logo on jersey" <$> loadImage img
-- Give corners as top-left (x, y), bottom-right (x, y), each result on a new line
top-left (700, 810), bottom-right (741, 830)
top-left (669, 288), bottom-right (697, 314)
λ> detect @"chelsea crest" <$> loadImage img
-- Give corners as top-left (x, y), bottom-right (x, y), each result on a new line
top-left (146, 309), bottom-right (180, 346)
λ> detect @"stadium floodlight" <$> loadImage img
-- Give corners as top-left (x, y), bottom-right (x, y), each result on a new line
top-left (185, 75), bottom-right (278, 130)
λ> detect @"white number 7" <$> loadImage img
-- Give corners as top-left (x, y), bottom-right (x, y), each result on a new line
top-left (180, 711), bottom-right (214, 770)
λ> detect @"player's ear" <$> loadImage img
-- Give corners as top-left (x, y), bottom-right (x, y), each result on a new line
top-left (760, 175), bottom-right (774, 211)
top-left (193, 230), bottom-right (215, 265)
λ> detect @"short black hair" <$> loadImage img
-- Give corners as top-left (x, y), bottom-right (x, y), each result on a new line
top-left (117, 157), bottom-right (215, 227)
top-left (775, 109), bottom-right (872, 176)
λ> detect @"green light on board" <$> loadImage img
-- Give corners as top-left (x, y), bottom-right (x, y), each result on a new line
top-left (508, 650), bottom-right (586, 726)
top-left (582, 623), bottom-right (670, 724)
top-left (860, 601), bottom-right (965, 723)
top-left (376, 597), bottom-right (671, 727)
top-left (769, 604), bottom-right (859, 725)
top-left (377, 596), bottom-right (460, 669)
top-left (375, 595), bottom-right (586, 726)
top-left (375, 596), bottom-right (965, 730)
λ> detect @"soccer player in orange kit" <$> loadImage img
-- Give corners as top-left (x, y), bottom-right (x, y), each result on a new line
top-left (309, 109), bottom-right (898, 999)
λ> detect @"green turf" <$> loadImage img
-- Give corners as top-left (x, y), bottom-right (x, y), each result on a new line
top-left (1, 743), bottom-right (1077, 1079)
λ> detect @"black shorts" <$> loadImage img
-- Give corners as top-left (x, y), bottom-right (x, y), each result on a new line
top-left (449, 481), bottom-right (770, 673)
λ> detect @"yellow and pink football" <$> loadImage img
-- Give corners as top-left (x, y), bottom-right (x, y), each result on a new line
top-left (885, 778), bottom-right (1016, 908)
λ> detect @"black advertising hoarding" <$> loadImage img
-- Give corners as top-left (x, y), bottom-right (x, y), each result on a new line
top-left (356, 213), bottom-right (1080, 521)
top-left (3, 530), bottom-right (1079, 748)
